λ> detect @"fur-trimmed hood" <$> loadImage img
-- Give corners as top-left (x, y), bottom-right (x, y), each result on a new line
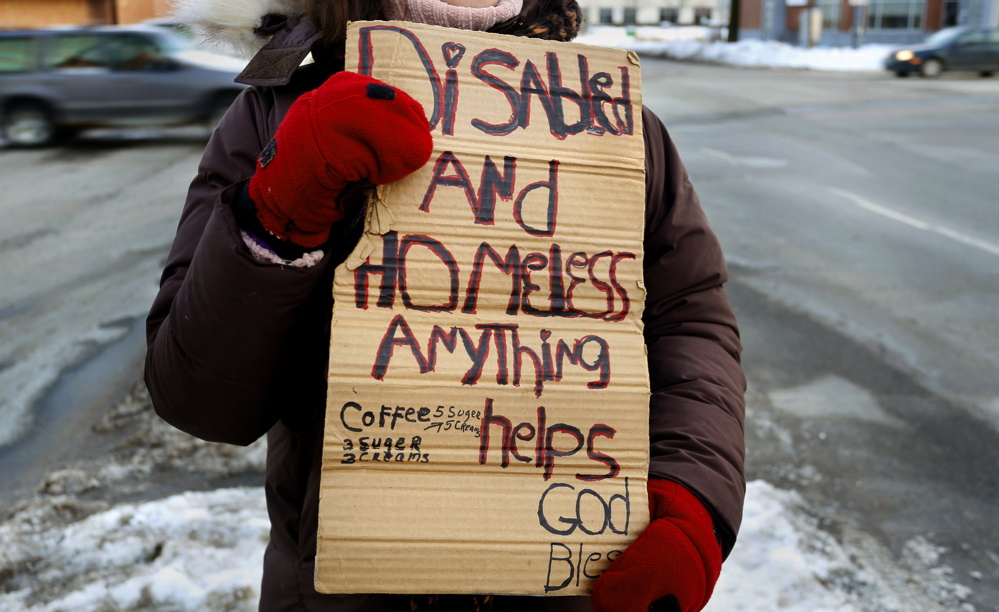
top-left (173, 0), bottom-right (580, 60)
top-left (173, 0), bottom-right (310, 59)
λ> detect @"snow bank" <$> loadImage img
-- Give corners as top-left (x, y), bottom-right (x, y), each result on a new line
top-left (0, 488), bottom-right (268, 612)
top-left (3, 479), bottom-right (972, 611)
top-left (648, 39), bottom-right (894, 71)
top-left (0, 384), bottom-right (269, 611)
top-left (576, 26), bottom-right (895, 72)
top-left (30, 382), bottom-right (267, 501)
top-left (708, 481), bottom-right (860, 611)
top-left (710, 482), bottom-right (975, 612)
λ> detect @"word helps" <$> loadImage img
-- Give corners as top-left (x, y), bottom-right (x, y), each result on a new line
top-left (477, 399), bottom-right (619, 481)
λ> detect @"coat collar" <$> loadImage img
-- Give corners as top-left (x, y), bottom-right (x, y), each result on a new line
top-left (233, 0), bottom-right (578, 87)
top-left (236, 13), bottom-right (321, 87)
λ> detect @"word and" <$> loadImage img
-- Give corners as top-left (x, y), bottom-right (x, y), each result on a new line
top-left (421, 152), bottom-right (558, 237)
top-left (372, 316), bottom-right (610, 397)
top-left (340, 435), bottom-right (428, 464)
top-left (544, 542), bottom-right (622, 593)
top-left (478, 400), bottom-right (619, 481)
top-left (357, 25), bottom-right (635, 139)
top-left (354, 231), bottom-right (636, 322)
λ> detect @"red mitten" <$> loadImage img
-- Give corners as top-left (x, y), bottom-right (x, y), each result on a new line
top-left (591, 480), bottom-right (722, 612)
top-left (248, 71), bottom-right (433, 248)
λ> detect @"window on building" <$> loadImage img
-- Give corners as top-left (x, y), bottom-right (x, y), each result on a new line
top-left (880, 2), bottom-right (909, 28)
top-left (943, 0), bottom-right (960, 26)
top-left (660, 8), bottom-right (679, 23)
top-left (623, 7), bottom-right (637, 24)
top-left (867, 0), bottom-right (924, 29)
top-left (820, 0), bottom-right (841, 30)
top-left (694, 8), bottom-right (712, 24)
top-left (600, 8), bottom-right (614, 24)
top-left (0, 37), bottom-right (34, 73)
top-left (44, 35), bottom-right (112, 70)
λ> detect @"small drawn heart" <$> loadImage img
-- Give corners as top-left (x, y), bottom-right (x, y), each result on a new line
top-left (540, 330), bottom-right (552, 341)
top-left (442, 42), bottom-right (466, 68)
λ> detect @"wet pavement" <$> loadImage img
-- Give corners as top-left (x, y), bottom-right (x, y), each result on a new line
top-left (650, 62), bottom-right (999, 608)
top-left (0, 60), bottom-right (997, 609)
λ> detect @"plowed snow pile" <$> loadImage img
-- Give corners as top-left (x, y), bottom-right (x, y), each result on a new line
top-left (0, 386), bottom-right (974, 611)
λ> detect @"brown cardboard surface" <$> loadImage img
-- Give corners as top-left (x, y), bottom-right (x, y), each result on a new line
top-left (317, 21), bottom-right (650, 595)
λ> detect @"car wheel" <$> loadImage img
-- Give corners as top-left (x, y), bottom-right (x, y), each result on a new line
top-left (920, 58), bottom-right (944, 78)
top-left (980, 71), bottom-right (995, 77)
top-left (2, 102), bottom-right (56, 147)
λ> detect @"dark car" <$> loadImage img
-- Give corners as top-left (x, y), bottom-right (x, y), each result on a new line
top-left (885, 27), bottom-right (999, 78)
top-left (0, 25), bottom-right (247, 146)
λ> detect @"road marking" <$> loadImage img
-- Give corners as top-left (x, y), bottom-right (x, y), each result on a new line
top-left (829, 187), bottom-right (999, 258)
top-left (699, 147), bottom-right (789, 168)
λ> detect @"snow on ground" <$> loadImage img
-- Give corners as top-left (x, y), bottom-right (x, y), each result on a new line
top-left (0, 384), bottom-right (975, 611)
top-left (576, 26), bottom-right (896, 72)
top-left (709, 482), bottom-right (974, 611)
top-left (0, 382), bottom-right (269, 610)
top-left (33, 382), bottom-right (267, 500)
top-left (708, 481), bottom-right (862, 612)
top-left (0, 477), bottom-right (976, 611)
top-left (0, 488), bottom-right (267, 611)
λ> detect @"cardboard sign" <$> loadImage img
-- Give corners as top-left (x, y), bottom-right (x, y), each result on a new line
top-left (316, 21), bottom-right (650, 596)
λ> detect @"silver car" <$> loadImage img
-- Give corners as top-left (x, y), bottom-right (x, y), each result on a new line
top-left (0, 25), bottom-right (247, 146)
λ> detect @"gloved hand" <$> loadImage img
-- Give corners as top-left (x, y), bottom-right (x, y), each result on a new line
top-left (591, 479), bottom-right (722, 612)
top-left (248, 71), bottom-right (433, 248)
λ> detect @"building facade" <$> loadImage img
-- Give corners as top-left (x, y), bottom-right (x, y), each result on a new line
top-left (729, 0), bottom-right (998, 45)
top-left (0, 0), bottom-right (169, 29)
top-left (576, 0), bottom-right (720, 26)
top-left (577, 0), bottom-right (996, 44)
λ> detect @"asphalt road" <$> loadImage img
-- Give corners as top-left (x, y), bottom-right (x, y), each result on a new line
top-left (0, 132), bottom-right (206, 505)
top-left (642, 63), bottom-right (999, 608)
top-left (0, 61), bottom-right (997, 608)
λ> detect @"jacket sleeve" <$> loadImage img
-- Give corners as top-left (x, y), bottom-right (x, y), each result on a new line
top-left (641, 107), bottom-right (746, 558)
top-left (144, 88), bottom-right (336, 446)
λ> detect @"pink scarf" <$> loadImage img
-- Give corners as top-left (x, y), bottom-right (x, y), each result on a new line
top-left (383, 0), bottom-right (524, 31)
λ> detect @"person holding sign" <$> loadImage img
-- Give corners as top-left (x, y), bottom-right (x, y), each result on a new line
top-left (149, 1), bottom-right (746, 611)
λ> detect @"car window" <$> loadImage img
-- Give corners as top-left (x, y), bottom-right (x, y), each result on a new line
top-left (109, 34), bottom-right (165, 71)
top-left (957, 31), bottom-right (987, 46)
top-left (925, 28), bottom-right (964, 46)
top-left (45, 34), bottom-right (111, 70)
top-left (150, 28), bottom-right (192, 49)
top-left (0, 37), bottom-right (35, 73)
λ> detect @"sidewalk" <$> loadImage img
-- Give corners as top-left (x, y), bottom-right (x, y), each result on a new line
top-left (576, 26), bottom-right (895, 72)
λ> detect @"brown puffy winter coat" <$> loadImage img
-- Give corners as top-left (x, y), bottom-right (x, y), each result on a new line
top-left (145, 5), bottom-right (745, 610)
